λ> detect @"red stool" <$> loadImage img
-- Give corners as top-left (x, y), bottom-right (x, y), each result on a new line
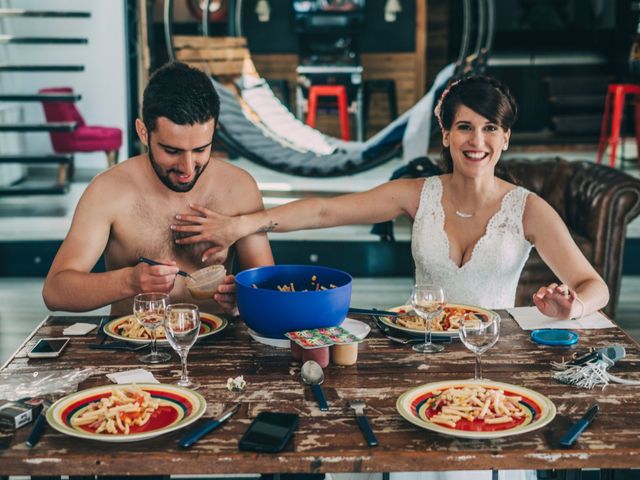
top-left (597, 83), bottom-right (640, 168)
top-left (306, 85), bottom-right (350, 141)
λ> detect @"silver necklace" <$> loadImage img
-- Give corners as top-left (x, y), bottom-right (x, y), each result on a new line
top-left (455, 209), bottom-right (474, 219)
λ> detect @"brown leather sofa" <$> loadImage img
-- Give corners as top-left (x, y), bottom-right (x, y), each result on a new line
top-left (376, 156), bottom-right (640, 318)
top-left (504, 157), bottom-right (640, 318)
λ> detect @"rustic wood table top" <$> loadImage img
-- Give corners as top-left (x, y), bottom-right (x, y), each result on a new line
top-left (1, 311), bottom-right (640, 477)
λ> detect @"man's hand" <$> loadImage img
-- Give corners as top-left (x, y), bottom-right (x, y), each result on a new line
top-left (172, 204), bottom-right (240, 261)
top-left (532, 282), bottom-right (582, 319)
top-left (214, 274), bottom-right (238, 316)
top-left (132, 258), bottom-right (179, 294)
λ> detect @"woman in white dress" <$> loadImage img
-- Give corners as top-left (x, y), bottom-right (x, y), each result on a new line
top-left (172, 75), bottom-right (609, 319)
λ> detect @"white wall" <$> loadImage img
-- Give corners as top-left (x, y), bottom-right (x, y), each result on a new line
top-left (0, 0), bottom-right (129, 169)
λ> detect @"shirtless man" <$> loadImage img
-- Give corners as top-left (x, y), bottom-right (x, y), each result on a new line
top-left (42, 62), bottom-right (274, 315)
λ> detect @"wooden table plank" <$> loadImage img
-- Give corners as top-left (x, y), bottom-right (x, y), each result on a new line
top-left (2, 312), bottom-right (640, 476)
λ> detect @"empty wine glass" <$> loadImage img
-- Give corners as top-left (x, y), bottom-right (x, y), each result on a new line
top-left (164, 303), bottom-right (201, 388)
top-left (410, 284), bottom-right (446, 353)
top-left (133, 292), bottom-right (171, 364)
top-left (459, 312), bottom-right (500, 380)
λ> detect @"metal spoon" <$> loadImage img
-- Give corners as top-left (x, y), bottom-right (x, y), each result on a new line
top-left (301, 360), bottom-right (329, 411)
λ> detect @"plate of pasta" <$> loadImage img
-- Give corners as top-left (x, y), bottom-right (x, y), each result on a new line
top-left (46, 383), bottom-right (206, 442)
top-left (396, 380), bottom-right (556, 439)
top-left (103, 312), bottom-right (227, 344)
top-left (379, 304), bottom-right (498, 338)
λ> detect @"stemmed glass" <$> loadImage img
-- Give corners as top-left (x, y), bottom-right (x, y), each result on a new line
top-left (410, 284), bottom-right (446, 353)
top-left (133, 292), bottom-right (171, 364)
top-left (459, 313), bottom-right (500, 380)
top-left (164, 303), bottom-right (201, 388)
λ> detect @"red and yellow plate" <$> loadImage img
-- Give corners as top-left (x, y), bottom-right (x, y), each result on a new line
top-left (104, 312), bottom-right (227, 344)
top-left (379, 303), bottom-right (498, 338)
top-left (46, 384), bottom-right (206, 442)
top-left (396, 379), bottom-right (556, 439)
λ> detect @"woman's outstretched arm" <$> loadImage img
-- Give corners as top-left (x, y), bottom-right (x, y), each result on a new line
top-left (172, 178), bottom-right (424, 261)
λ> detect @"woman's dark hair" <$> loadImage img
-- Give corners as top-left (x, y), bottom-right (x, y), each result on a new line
top-left (437, 75), bottom-right (518, 180)
top-left (142, 62), bottom-right (220, 133)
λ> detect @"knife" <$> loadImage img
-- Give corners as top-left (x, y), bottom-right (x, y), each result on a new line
top-left (559, 404), bottom-right (599, 447)
top-left (178, 403), bottom-right (240, 449)
top-left (138, 257), bottom-right (193, 279)
top-left (348, 307), bottom-right (399, 317)
top-left (95, 316), bottom-right (109, 345)
top-left (88, 341), bottom-right (149, 352)
top-left (26, 400), bottom-right (51, 448)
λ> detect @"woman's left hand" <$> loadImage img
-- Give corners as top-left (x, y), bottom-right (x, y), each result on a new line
top-left (532, 283), bottom-right (581, 319)
top-left (214, 274), bottom-right (239, 316)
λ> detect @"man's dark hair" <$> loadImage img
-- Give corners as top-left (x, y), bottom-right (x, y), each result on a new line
top-left (142, 62), bottom-right (220, 132)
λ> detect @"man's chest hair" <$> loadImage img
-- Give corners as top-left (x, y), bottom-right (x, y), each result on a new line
top-left (119, 194), bottom-right (214, 261)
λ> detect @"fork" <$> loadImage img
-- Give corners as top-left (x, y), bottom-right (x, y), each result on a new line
top-left (349, 400), bottom-right (378, 447)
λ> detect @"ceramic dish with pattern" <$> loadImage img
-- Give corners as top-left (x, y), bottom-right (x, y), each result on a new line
top-left (379, 303), bottom-right (499, 338)
top-left (104, 312), bottom-right (227, 344)
top-left (396, 379), bottom-right (556, 439)
top-left (46, 383), bottom-right (206, 442)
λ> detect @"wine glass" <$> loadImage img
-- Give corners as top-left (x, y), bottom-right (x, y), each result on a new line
top-left (410, 284), bottom-right (446, 353)
top-left (459, 312), bottom-right (500, 380)
top-left (133, 292), bottom-right (171, 364)
top-left (164, 303), bottom-right (201, 388)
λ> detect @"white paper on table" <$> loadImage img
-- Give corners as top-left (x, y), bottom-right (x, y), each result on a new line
top-left (506, 306), bottom-right (616, 330)
top-left (63, 322), bottom-right (97, 336)
top-left (106, 368), bottom-right (160, 384)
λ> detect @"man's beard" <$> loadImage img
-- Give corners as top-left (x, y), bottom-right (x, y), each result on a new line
top-left (148, 147), bottom-right (208, 193)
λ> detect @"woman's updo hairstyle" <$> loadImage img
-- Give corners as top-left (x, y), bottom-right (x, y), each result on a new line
top-left (434, 75), bottom-right (518, 177)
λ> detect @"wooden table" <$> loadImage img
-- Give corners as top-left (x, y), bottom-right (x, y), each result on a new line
top-left (1, 312), bottom-right (640, 477)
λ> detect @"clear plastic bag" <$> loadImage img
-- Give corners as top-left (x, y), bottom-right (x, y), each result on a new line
top-left (0, 368), bottom-right (95, 401)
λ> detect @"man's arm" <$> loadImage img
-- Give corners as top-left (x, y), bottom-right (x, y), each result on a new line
top-left (42, 176), bottom-right (179, 312)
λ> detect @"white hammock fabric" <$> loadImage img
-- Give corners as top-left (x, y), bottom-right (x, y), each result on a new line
top-left (240, 76), bottom-right (337, 156)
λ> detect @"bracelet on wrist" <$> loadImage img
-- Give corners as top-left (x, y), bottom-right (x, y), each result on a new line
top-left (571, 295), bottom-right (585, 321)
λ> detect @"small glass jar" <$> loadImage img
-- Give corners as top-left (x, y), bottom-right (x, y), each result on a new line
top-left (331, 343), bottom-right (358, 366)
top-left (291, 341), bottom-right (303, 361)
top-left (301, 346), bottom-right (330, 368)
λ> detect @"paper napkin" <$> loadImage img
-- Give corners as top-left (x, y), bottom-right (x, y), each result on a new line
top-left (63, 322), bottom-right (97, 336)
top-left (106, 369), bottom-right (159, 384)
top-left (507, 306), bottom-right (616, 330)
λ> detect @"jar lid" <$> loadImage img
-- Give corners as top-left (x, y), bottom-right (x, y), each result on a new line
top-left (530, 329), bottom-right (579, 346)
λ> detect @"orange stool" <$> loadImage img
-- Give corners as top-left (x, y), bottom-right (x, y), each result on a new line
top-left (306, 85), bottom-right (350, 141)
top-left (597, 83), bottom-right (640, 168)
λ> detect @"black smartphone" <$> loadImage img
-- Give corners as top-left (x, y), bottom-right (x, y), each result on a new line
top-left (238, 412), bottom-right (299, 452)
top-left (27, 338), bottom-right (70, 359)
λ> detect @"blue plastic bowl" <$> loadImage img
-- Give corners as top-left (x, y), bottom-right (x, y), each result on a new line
top-left (235, 265), bottom-right (353, 339)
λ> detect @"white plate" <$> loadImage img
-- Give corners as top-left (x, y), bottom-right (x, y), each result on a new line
top-left (342, 318), bottom-right (371, 340)
top-left (248, 328), bottom-right (291, 348)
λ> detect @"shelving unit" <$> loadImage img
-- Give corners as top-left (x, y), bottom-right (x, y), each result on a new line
top-left (0, 8), bottom-right (90, 196)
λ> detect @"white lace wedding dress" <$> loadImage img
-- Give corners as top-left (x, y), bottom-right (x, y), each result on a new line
top-left (412, 176), bottom-right (532, 309)
top-left (389, 177), bottom-right (536, 480)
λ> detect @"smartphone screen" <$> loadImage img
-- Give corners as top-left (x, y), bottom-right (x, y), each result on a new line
top-left (239, 412), bottom-right (299, 452)
top-left (29, 338), bottom-right (69, 357)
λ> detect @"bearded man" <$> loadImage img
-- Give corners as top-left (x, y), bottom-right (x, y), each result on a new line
top-left (43, 62), bottom-right (274, 315)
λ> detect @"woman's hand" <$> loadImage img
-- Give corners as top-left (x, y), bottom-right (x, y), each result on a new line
top-left (214, 274), bottom-right (238, 316)
top-left (532, 283), bottom-right (583, 320)
top-left (171, 203), bottom-right (240, 258)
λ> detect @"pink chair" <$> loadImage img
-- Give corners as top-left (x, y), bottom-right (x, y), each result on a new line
top-left (39, 87), bottom-right (122, 169)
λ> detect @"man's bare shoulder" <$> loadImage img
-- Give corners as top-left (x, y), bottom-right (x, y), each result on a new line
top-left (209, 158), bottom-right (259, 186)
top-left (80, 156), bottom-right (147, 206)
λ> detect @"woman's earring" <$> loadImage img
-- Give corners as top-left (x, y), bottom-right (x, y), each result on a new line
top-left (502, 144), bottom-right (508, 151)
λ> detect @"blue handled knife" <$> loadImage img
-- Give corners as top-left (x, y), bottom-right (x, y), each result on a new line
top-left (559, 404), bottom-right (599, 447)
top-left (178, 403), bottom-right (240, 449)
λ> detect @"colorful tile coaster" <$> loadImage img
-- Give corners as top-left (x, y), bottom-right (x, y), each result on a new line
top-left (286, 326), bottom-right (360, 349)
